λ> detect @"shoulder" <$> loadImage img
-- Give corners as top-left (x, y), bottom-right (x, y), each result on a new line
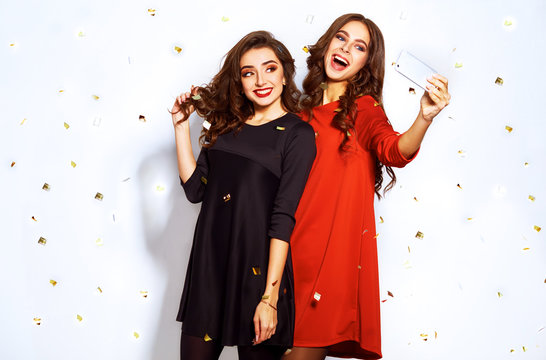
top-left (278, 113), bottom-right (315, 136)
top-left (355, 95), bottom-right (384, 114)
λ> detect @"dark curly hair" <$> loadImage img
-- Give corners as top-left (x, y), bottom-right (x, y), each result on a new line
top-left (301, 13), bottom-right (396, 198)
top-left (174, 31), bottom-right (301, 147)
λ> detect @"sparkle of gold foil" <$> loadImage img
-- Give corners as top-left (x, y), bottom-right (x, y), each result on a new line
top-left (92, 95), bottom-right (100, 100)
top-left (32, 216), bottom-right (37, 221)
top-left (77, 314), bottom-right (83, 322)
top-left (413, 197), bottom-right (418, 202)
top-left (523, 247), bottom-right (530, 251)
top-left (38, 237), bottom-right (47, 245)
top-left (20, 118), bottom-right (27, 125)
top-left (276, 126), bottom-right (285, 131)
top-left (454, 62), bottom-right (463, 68)
top-left (420, 333), bottom-right (428, 341)
top-left (334, 108), bottom-right (342, 113)
top-left (223, 194), bottom-right (231, 202)
top-left (409, 87), bottom-right (416, 94)
top-left (528, 195), bottom-right (535, 202)
top-left (78, 31), bottom-right (85, 37)
top-left (319, 82), bottom-right (328, 90)
top-left (374, 233), bottom-right (379, 239)
top-left (9, 43), bottom-right (16, 47)
top-left (435, 331), bottom-right (438, 339)
top-left (408, 246), bottom-right (411, 253)
top-left (272, 280), bottom-right (278, 286)
top-left (191, 94), bottom-right (201, 100)
top-left (524, 162), bottom-right (529, 167)
top-left (252, 267), bottom-right (261, 275)
top-left (457, 184), bottom-right (462, 189)
top-left (387, 291), bottom-right (394, 297)
top-left (64, 122), bottom-right (70, 129)
top-left (379, 216), bottom-right (384, 223)
top-left (534, 225), bottom-right (542, 232)
top-left (139, 115), bottom-right (146, 122)
top-left (497, 292), bottom-right (503, 298)
top-left (204, 333), bottom-right (212, 341)
top-left (374, 102), bottom-right (381, 107)
top-left (313, 292), bottom-right (321, 301)
top-left (314, 132), bottom-right (318, 137)
top-left (221, 16), bottom-right (229, 22)
top-left (33, 317), bottom-right (42, 325)
top-left (11, 161), bottom-right (15, 167)
top-left (510, 349), bottom-right (515, 353)
top-left (42, 183), bottom-right (51, 191)
top-left (134, 332), bottom-right (140, 339)
top-left (173, 46), bottom-right (182, 54)
top-left (458, 150), bottom-right (466, 157)
top-left (50, 280), bottom-right (57, 286)
top-left (261, 295), bottom-right (270, 300)
top-left (415, 231), bottom-right (424, 239)
top-left (200, 176), bottom-right (207, 184)
top-left (95, 192), bottom-right (103, 201)
top-left (495, 77), bottom-right (504, 86)
top-left (140, 290), bottom-right (148, 298)
top-left (97, 287), bottom-right (103, 294)
top-left (302, 46), bottom-right (309, 53)
top-left (96, 238), bottom-right (104, 246)
top-left (467, 217), bottom-right (473, 221)
top-left (522, 346), bottom-right (526, 352)
top-left (59, 90), bottom-right (64, 93)
top-left (156, 185), bottom-right (165, 192)
top-left (71, 161), bottom-right (77, 168)
top-left (148, 9), bottom-right (156, 16)
top-left (505, 125), bottom-right (513, 133)
top-left (504, 19), bottom-right (513, 26)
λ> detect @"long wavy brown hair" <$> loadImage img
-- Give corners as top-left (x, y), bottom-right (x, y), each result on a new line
top-left (301, 13), bottom-right (396, 198)
top-left (174, 31), bottom-right (301, 147)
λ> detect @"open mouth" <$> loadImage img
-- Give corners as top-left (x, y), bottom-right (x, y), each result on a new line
top-left (331, 54), bottom-right (349, 71)
top-left (253, 88), bottom-right (273, 98)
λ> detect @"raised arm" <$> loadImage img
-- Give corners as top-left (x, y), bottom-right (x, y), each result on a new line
top-left (172, 89), bottom-right (197, 182)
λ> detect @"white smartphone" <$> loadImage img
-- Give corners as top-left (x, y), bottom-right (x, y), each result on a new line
top-left (394, 50), bottom-right (437, 90)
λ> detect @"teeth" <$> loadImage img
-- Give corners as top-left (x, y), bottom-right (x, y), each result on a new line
top-left (256, 89), bottom-right (271, 94)
top-left (334, 55), bottom-right (348, 66)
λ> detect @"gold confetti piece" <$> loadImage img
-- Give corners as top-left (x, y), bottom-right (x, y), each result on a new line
top-left (261, 294), bottom-right (270, 300)
top-left (313, 292), bottom-right (321, 301)
top-left (138, 115), bottom-right (146, 122)
top-left (319, 82), bottom-right (328, 90)
top-left (374, 102), bottom-right (381, 107)
top-left (413, 197), bottom-right (418, 202)
top-left (50, 280), bottom-right (57, 286)
top-left (528, 195), bottom-right (535, 202)
top-left (204, 333), bottom-right (212, 341)
top-left (276, 126), bottom-right (286, 131)
top-left (64, 122), bottom-right (70, 129)
top-left (523, 247), bottom-right (530, 251)
top-left (435, 331), bottom-right (438, 339)
top-left (302, 46), bottom-right (309, 53)
top-left (140, 290), bottom-right (148, 298)
top-left (314, 131), bottom-right (318, 137)
top-left (203, 120), bottom-right (211, 130)
top-left (32, 216), bottom-right (37, 221)
top-left (173, 46), bottom-right (182, 54)
top-left (148, 9), bottom-right (156, 16)
top-left (495, 77), bottom-right (504, 86)
top-left (58, 89), bottom-right (65, 93)
top-left (92, 95), bottom-right (100, 101)
top-left (96, 238), bottom-right (104, 246)
top-left (272, 280), bottom-right (278, 286)
top-left (504, 19), bottom-right (513, 26)
top-left (374, 233), bottom-right (379, 239)
top-left (9, 43), bottom-right (16, 47)
top-left (403, 260), bottom-right (412, 269)
top-left (76, 314), bottom-right (83, 322)
top-left (379, 216), bottom-right (384, 223)
top-left (156, 185), bottom-right (165, 192)
top-left (78, 31), bottom-right (85, 37)
top-left (415, 231), bottom-right (424, 239)
top-left (334, 108), bottom-right (342, 112)
top-left (408, 246), bottom-right (411, 253)
top-left (33, 317), bottom-right (42, 325)
top-left (409, 87), bottom-right (416, 94)
top-left (305, 14), bottom-right (314, 24)
top-left (11, 161), bottom-right (16, 167)
top-left (97, 287), bottom-right (103, 294)
top-left (133, 332), bottom-right (140, 339)
top-left (38, 237), bottom-right (47, 245)
top-left (420, 333), bottom-right (428, 341)
top-left (387, 291), bottom-right (394, 297)
top-left (70, 161), bottom-right (77, 168)
top-left (522, 346), bottom-right (526, 352)
top-left (524, 162), bottom-right (529, 167)
top-left (510, 349), bottom-right (515, 353)
top-left (454, 62), bottom-right (463, 68)
top-left (20, 118), bottom-right (27, 125)
top-left (457, 150), bottom-right (466, 157)
top-left (42, 183), bottom-right (51, 191)
top-left (95, 192), bottom-right (103, 201)
top-left (534, 225), bottom-right (542, 232)
top-left (200, 176), bottom-right (207, 184)
top-left (252, 267), bottom-right (261, 275)
top-left (467, 217), bottom-right (473, 221)
top-left (497, 291), bottom-right (503, 298)
top-left (221, 16), bottom-right (229, 22)
top-left (505, 125), bottom-right (513, 133)
top-left (457, 183), bottom-right (462, 189)
top-left (358, 265), bottom-right (362, 269)
top-left (223, 193), bottom-right (231, 202)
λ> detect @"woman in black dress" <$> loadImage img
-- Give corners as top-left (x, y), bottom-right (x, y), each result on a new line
top-left (170, 31), bottom-right (316, 360)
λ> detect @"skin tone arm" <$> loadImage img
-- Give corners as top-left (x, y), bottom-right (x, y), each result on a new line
top-left (253, 238), bottom-right (289, 344)
top-left (171, 89), bottom-right (197, 182)
top-left (398, 74), bottom-right (451, 158)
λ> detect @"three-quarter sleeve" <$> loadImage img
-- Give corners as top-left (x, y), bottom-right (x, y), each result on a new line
top-left (267, 122), bottom-right (316, 242)
top-left (180, 147), bottom-right (209, 203)
top-left (355, 96), bottom-right (418, 168)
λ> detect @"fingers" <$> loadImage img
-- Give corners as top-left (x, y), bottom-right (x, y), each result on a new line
top-left (252, 304), bottom-right (277, 345)
top-left (253, 314), bottom-right (260, 345)
top-left (426, 74), bottom-right (451, 105)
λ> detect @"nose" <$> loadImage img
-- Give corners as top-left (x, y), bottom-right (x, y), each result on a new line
top-left (255, 71), bottom-right (265, 86)
top-left (341, 42), bottom-right (349, 53)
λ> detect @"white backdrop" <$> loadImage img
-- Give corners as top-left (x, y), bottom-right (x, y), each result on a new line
top-left (1, 0), bottom-right (545, 359)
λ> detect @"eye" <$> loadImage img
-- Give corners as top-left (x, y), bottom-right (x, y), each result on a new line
top-left (355, 44), bottom-right (365, 52)
top-left (336, 34), bottom-right (345, 42)
top-left (266, 66), bottom-right (277, 73)
top-left (241, 71), bottom-right (253, 78)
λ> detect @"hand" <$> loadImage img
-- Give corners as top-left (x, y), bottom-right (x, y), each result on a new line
top-left (252, 300), bottom-right (277, 345)
top-left (420, 74), bottom-right (451, 122)
top-left (171, 86), bottom-right (197, 127)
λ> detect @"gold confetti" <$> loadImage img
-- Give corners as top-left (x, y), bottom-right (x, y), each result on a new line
top-left (505, 125), bottom-right (513, 133)
top-left (313, 292), bottom-right (321, 301)
top-left (454, 62), bottom-right (463, 68)
top-left (42, 183), bottom-right (51, 191)
top-left (510, 349), bottom-right (515, 353)
top-left (534, 225), bottom-right (541, 232)
top-left (374, 233), bottom-right (379, 239)
top-left (78, 31), bottom-right (85, 37)
top-left (261, 295), bottom-right (270, 300)
top-left (467, 217), bottom-right (473, 221)
top-left (71, 161), bottom-right (77, 168)
top-left (495, 77), bottom-right (504, 86)
top-left (11, 161), bottom-right (15, 167)
top-left (408, 246), bottom-right (411, 253)
top-left (173, 46), bottom-right (182, 54)
top-left (58, 89), bottom-right (65, 93)
top-left (415, 231), bottom-right (424, 239)
top-left (252, 267), bottom-right (261, 275)
top-left (200, 176), bottom-right (207, 184)
top-left (302, 46), bottom-right (309, 53)
top-left (435, 331), bottom-right (438, 339)
top-left (387, 291), bottom-right (394, 297)
top-left (133, 332), bottom-right (140, 339)
top-left (413, 197), bottom-right (418, 202)
top-left (497, 291), bottom-right (503, 298)
top-left (221, 16), bottom-right (229, 22)
top-left (314, 131), bottom-right (318, 137)
top-left (357, 265), bottom-right (362, 269)
top-left (64, 122), bottom-right (70, 129)
top-left (374, 102), bottom-right (381, 107)
top-left (504, 19), bottom-right (513, 26)
top-left (38, 237), bottom-right (47, 245)
top-left (203, 120), bottom-right (211, 130)
top-left (33, 317), bottom-right (42, 325)
top-left (276, 126), bottom-right (286, 131)
top-left (409, 87), bottom-right (416, 94)
top-left (138, 115), bottom-right (146, 122)
top-left (92, 95), bottom-right (100, 100)
top-left (334, 108), bottom-right (342, 113)
top-left (76, 314), bottom-right (83, 322)
top-left (20, 118), bottom-right (27, 125)
top-left (9, 42), bottom-right (16, 47)
top-left (223, 194), bottom-right (231, 202)
top-left (272, 280), bottom-right (278, 286)
top-left (379, 216), bottom-right (384, 223)
top-left (457, 150), bottom-right (466, 157)
top-left (457, 183), bottom-right (462, 189)
top-left (50, 280), bottom-right (57, 286)
top-left (522, 346), bottom-right (526, 352)
top-left (148, 9), bottom-right (156, 16)
top-left (140, 290), bottom-right (148, 298)
top-left (524, 162), bottom-right (529, 167)
top-left (32, 216), bottom-right (37, 221)
top-left (156, 185), bottom-right (165, 192)
top-left (528, 195), bottom-right (536, 202)
top-left (96, 238), bottom-right (104, 246)
top-left (95, 192), bottom-right (103, 201)
top-left (319, 82), bottom-right (328, 90)
top-left (522, 247), bottom-right (530, 251)
top-left (204, 333), bottom-right (212, 341)
top-left (420, 333), bottom-right (428, 341)
top-left (97, 287), bottom-right (103, 294)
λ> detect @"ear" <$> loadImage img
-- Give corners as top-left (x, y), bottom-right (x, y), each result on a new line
top-left (282, 77), bottom-right (287, 86)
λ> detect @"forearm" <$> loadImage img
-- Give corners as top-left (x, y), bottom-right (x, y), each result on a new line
top-left (174, 121), bottom-right (197, 182)
top-left (263, 238), bottom-right (289, 306)
top-left (398, 109), bottom-right (432, 158)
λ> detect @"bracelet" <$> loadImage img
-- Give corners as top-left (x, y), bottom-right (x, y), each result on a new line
top-left (261, 300), bottom-right (277, 311)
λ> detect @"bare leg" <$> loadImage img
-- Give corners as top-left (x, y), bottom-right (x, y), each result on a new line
top-left (282, 346), bottom-right (328, 360)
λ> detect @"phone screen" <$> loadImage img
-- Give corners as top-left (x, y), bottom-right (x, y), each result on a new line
top-left (395, 50), bottom-right (437, 90)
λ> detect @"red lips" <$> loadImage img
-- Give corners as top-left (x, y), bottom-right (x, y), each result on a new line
top-left (253, 88), bottom-right (273, 98)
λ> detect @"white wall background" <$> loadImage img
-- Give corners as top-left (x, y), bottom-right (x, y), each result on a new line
top-left (1, 0), bottom-right (545, 359)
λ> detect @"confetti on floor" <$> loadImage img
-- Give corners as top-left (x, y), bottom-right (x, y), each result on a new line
top-left (133, 332), bottom-right (140, 339)
top-left (140, 291), bottom-right (148, 298)
top-left (33, 317), bottom-right (42, 325)
top-left (528, 195), bottom-right (535, 202)
top-left (252, 267), bottom-right (261, 275)
top-left (11, 161), bottom-right (16, 167)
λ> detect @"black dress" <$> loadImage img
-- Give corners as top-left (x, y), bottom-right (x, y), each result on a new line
top-left (177, 113), bottom-right (316, 347)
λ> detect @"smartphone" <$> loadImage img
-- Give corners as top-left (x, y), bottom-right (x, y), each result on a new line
top-left (395, 50), bottom-right (437, 91)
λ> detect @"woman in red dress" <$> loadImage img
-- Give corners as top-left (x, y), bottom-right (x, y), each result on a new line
top-left (285, 14), bottom-right (451, 359)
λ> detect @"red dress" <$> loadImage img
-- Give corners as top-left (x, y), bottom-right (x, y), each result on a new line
top-left (291, 95), bottom-right (417, 359)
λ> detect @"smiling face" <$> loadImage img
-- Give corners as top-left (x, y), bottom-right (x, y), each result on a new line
top-left (240, 47), bottom-right (286, 112)
top-left (324, 20), bottom-right (371, 85)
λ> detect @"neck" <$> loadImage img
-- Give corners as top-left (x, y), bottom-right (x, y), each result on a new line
top-left (248, 105), bottom-right (286, 125)
top-left (322, 80), bottom-right (347, 105)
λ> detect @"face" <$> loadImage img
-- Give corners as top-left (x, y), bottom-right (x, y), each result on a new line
top-left (323, 20), bottom-right (371, 84)
top-left (240, 47), bottom-right (286, 111)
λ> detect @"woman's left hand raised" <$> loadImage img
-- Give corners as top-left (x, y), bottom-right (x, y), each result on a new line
top-left (252, 300), bottom-right (277, 345)
top-left (421, 74), bottom-right (451, 122)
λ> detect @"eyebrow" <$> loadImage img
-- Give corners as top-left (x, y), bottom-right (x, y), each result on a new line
top-left (240, 59), bottom-right (279, 71)
top-left (338, 30), bottom-right (369, 48)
